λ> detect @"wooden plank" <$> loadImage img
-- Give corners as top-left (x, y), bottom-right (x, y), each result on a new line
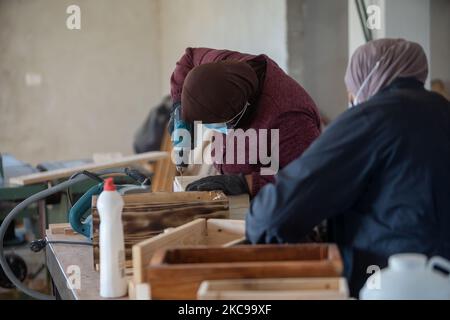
top-left (132, 218), bottom-right (245, 284)
top-left (147, 244), bottom-right (343, 299)
top-left (204, 219), bottom-right (245, 246)
top-left (92, 191), bottom-right (230, 267)
top-left (132, 219), bottom-right (206, 284)
top-left (197, 278), bottom-right (349, 300)
top-left (152, 131), bottom-right (176, 192)
top-left (174, 175), bottom-right (250, 220)
top-left (49, 223), bottom-right (72, 235)
top-left (9, 151), bottom-right (168, 185)
top-left (160, 244), bottom-right (329, 264)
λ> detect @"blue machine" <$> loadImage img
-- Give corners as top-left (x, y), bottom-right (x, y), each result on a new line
top-left (68, 169), bottom-right (151, 239)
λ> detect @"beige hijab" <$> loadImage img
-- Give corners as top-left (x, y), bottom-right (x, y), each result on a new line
top-left (345, 38), bottom-right (428, 104)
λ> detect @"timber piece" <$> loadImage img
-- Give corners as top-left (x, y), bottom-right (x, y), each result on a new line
top-left (147, 244), bottom-right (343, 300)
top-left (132, 218), bottom-right (245, 284)
top-left (92, 191), bottom-right (230, 266)
top-left (174, 175), bottom-right (250, 220)
top-left (49, 223), bottom-right (77, 235)
top-left (9, 151), bottom-right (168, 186)
top-left (197, 277), bottom-right (349, 300)
top-left (226, 194), bottom-right (250, 220)
top-left (152, 130), bottom-right (176, 192)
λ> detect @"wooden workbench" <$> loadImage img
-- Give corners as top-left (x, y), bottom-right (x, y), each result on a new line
top-left (45, 225), bottom-right (129, 300)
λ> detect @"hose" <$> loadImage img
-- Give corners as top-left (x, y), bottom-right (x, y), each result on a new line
top-left (0, 168), bottom-right (130, 300)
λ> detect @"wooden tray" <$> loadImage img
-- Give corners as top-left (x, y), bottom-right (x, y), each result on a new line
top-left (197, 277), bottom-right (349, 300)
top-left (92, 191), bottom-right (230, 266)
top-left (132, 218), bottom-right (245, 284)
top-left (148, 244), bottom-right (343, 299)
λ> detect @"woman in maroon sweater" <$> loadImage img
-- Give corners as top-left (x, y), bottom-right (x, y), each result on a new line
top-left (171, 47), bottom-right (321, 196)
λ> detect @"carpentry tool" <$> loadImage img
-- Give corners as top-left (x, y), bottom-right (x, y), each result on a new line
top-left (68, 168), bottom-right (151, 239)
top-left (171, 105), bottom-right (192, 176)
top-left (0, 167), bottom-right (151, 300)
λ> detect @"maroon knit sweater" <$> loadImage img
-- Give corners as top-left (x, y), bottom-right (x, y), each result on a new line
top-left (171, 48), bottom-right (321, 196)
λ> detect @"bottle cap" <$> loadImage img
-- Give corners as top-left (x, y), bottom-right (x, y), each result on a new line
top-left (103, 177), bottom-right (116, 191)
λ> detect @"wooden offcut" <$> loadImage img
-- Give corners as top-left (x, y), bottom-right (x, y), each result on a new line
top-left (147, 244), bottom-right (343, 300)
top-left (9, 151), bottom-right (168, 185)
top-left (132, 218), bottom-right (245, 285)
top-left (92, 191), bottom-right (230, 267)
top-left (197, 277), bottom-right (349, 300)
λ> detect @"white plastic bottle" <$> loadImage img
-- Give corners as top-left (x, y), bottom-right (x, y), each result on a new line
top-left (97, 177), bottom-right (127, 298)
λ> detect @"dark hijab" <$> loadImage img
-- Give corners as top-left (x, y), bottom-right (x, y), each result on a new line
top-left (181, 61), bottom-right (260, 123)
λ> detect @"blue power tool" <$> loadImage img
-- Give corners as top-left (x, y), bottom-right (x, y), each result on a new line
top-left (171, 104), bottom-right (194, 175)
top-left (68, 168), bottom-right (150, 239)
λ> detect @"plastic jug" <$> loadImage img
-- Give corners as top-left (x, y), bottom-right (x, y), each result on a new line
top-left (360, 253), bottom-right (450, 300)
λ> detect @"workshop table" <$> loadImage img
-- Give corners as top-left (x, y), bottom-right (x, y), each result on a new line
top-left (45, 225), bottom-right (131, 300)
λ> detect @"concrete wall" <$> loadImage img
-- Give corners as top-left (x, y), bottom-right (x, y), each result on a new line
top-left (385, 0), bottom-right (431, 87)
top-left (348, 0), bottom-right (449, 89)
top-left (0, 0), bottom-right (287, 165)
top-left (158, 0), bottom-right (287, 95)
top-left (430, 0), bottom-right (450, 87)
top-left (288, 0), bottom-right (349, 120)
top-left (348, 0), bottom-right (385, 57)
top-left (0, 0), bottom-right (161, 164)
top-left (2, 0), bottom-right (446, 165)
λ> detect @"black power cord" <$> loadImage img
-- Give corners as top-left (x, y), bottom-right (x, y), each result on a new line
top-left (30, 238), bottom-right (92, 253)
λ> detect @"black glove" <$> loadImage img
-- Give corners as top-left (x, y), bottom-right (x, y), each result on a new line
top-left (186, 174), bottom-right (250, 196)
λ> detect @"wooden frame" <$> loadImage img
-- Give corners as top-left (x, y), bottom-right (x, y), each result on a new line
top-left (197, 277), bottom-right (349, 300)
top-left (92, 191), bottom-right (231, 266)
top-left (132, 218), bottom-right (245, 285)
top-left (147, 244), bottom-right (343, 300)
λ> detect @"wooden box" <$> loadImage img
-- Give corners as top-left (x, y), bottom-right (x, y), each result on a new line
top-left (197, 277), bottom-right (349, 300)
top-left (147, 244), bottom-right (343, 300)
top-left (92, 191), bottom-right (230, 266)
top-left (132, 218), bottom-right (245, 284)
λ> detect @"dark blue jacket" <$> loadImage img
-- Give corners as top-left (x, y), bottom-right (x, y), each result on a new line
top-left (246, 78), bottom-right (450, 297)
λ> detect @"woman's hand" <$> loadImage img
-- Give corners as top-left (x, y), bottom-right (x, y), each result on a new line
top-left (186, 174), bottom-right (251, 196)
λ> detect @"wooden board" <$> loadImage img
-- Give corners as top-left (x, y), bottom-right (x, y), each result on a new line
top-left (92, 191), bottom-right (230, 267)
top-left (174, 176), bottom-right (250, 220)
top-left (197, 278), bottom-right (349, 300)
top-left (147, 244), bottom-right (343, 300)
top-left (132, 218), bottom-right (245, 284)
top-left (152, 130), bottom-right (176, 192)
top-left (9, 151), bottom-right (168, 185)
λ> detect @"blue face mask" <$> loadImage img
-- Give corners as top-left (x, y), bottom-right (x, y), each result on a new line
top-left (204, 123), bottom-right (228, 135)
top-left (204, 102), bottom-right (250, 135)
